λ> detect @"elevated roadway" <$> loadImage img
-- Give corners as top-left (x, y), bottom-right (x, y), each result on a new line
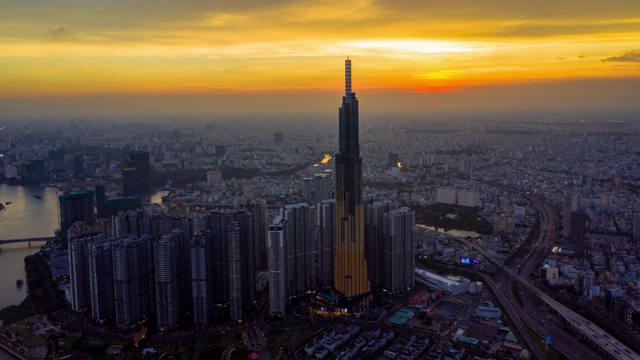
top-left (442, 226), bottom-right (639, 359)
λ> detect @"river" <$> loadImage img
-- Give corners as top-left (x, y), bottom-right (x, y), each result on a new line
top-left (0, 184), bottom-right (59, 310)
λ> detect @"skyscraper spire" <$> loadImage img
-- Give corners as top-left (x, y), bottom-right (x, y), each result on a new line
top-left (345, 58), bottom-right (352, 101)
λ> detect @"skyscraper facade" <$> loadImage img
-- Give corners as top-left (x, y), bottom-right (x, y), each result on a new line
top-left (318, 199), bottom-right (336, 287)
top-left (282, 203), bottom-right (318, 296)
top-left (365, 201), bottom-right (396, 288)
top-left (334, 59), bottom-right (370, 300)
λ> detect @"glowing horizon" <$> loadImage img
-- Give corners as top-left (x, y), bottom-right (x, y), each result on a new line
top-left (1, 0), bottom-right (640, 117)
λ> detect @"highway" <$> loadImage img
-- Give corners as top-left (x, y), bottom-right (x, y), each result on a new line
top-left (440, 189), bottom-right (639, 360)
top-left (477, 273), bottom-right (546, 359)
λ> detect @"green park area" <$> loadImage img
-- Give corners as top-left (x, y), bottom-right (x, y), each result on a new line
top-left (414, 205), bottom-right (493, 235)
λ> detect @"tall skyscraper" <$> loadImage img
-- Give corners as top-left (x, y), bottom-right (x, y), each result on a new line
top-left (334, 58), bottom-right (370, 300)
top-left (59, 190), bottom-right (96, 244)
top-left (268, 216), bottom-right (287, 317)
top-left (122, 150), bottom-right (151, 198)
top-left (382, 208), bottom-right (415, 293)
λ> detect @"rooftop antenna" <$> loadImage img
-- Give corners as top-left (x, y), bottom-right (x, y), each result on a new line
top-left (345, 57), bottom-right (352, 100)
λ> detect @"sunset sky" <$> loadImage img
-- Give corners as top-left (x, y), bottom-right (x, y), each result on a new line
top-left (2, 0), bottom-right (640, 119)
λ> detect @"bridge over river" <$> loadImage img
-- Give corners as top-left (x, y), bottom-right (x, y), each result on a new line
top-left (0, 237), bottom-right (56, 246)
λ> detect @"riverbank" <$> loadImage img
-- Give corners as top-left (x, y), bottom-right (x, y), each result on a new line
top-left (0, 253), bottom-right (66, 325)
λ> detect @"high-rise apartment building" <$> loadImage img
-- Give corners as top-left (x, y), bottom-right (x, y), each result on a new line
top-left (59, 190), bottom-right (95, 244)
top-left (154, 230), bottom-right (191, 329)
top-left (383, 208), bottom-right (415, 293)
top-left (191, 230), bottom-right (212, 325)
top-left (457, 189), bottom-right (481, 208)
top-left (268, 217), bottom-right (287, 317)
top-left (318, 199), bottom-right (336, 287)
top-left (302, 178), bottom-right (312, 203)
top-left (436, 188), bottom-right (456, 206)
top-left (111, 235), bottom-right (155, 329)
top-left (236, 199), bottom-right (268, 272)
top-left (283, 203), bottom-right (318, 296)
top-left (314, 173), bottom-right (332, 203)
top-left (228, 222), bottom-right (243, 321)
top-left (88, 239), bottom-right (115, 322)
top-left (69, 234), bottom-right (102, 312)
top-left (365, 201), bottom-right (396, 288)
top-left (142, 215), bottom-right (193, 242)
top-left (202, 211), bottom-right (255, 318)
top-left (459, 156), bottom-right (472, 176)
top-left (334, 58), bottom-right (370, 301)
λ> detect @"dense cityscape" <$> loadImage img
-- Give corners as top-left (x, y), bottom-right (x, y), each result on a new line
top-left (0, 58), bottom-right (638, 360)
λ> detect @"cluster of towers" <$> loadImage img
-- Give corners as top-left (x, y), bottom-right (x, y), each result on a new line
top-left (267, 199), bottom-right (415, 316)
top-left (66, 60), bottom-right (415, 327)
top-left (69, 208), bottom-right (262, 328)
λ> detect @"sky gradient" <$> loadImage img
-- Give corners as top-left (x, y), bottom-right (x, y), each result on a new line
top-left (2, 0), bottom-right (640, 119)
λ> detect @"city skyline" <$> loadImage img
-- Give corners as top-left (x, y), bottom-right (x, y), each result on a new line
top-left (1, 1), bottom-right (640, 119)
